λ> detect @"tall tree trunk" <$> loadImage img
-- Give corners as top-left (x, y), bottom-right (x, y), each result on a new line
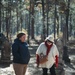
top-left (20, 1), bottom-right (22, 31)
top-left (6, 10), bottom-right (9, 38)
top-left (31, 0), bottom-right (34, 39)
top-left (63, 0), bottom-right (70, 46)
top-left (0, 1), bottom-right (2, 32)
top-left (9, 9), bottom-right (12, 42)
top-left (69, 14), bottom-right (72, 37)
top-left (16, 8), bottom-right (19, 33)
top-left (57, 16), bottom-right (59, 37)
top-left (41, 0), bottom-right (46, 40)
top-left (28, 0), bottom-right (31, 44)
top-left (2, 8), bottom-right (5, 31)
top-left (65, 0), bottom-right (70, 41)
top-left (60, 15), bottom-right (63, 32)
top-left (46, 0), bottom-right (49, 36)
top-left (54, 0), bottom-right (57, 40)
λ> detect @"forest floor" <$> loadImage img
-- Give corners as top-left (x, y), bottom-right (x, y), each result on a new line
top-left (0, 40), bottom-right (75, 75)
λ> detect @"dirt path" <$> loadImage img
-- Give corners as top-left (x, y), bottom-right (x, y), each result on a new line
top-left (0, 45), bottom-right (75, 75)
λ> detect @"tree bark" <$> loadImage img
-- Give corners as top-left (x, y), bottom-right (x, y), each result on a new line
top-left (65, 0), bottom-right (70, 41)
top-left (0, 9), bottom-right (1, 32)
top-left (54, 0), bottom-right (57, 40)
top-left (46, 0), bottom-right (49, 36)
top-left (41, 0), bottom-right (46, 40)
top-left (31, 0), bottom-right (34, 39)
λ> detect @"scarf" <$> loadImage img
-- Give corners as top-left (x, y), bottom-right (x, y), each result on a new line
top-left (45, 41), bottom-right (53, 55)
top-left (45, 41), bottom-right (58, 67)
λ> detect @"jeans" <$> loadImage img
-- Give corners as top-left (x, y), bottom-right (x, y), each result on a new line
top-left (42, 64), bottom-right (56, 75)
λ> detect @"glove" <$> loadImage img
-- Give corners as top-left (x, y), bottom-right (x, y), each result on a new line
top-left (55, 55), bottom-right (58, 67)
top-left (36, 54), bottom-right (39, 67)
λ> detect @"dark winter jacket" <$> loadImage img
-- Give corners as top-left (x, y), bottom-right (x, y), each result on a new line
top-left (12, 38), bottom-right (30, 64)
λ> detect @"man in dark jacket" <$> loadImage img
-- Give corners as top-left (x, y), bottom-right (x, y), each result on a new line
top-left (12, 33), bottom-right (30, 75)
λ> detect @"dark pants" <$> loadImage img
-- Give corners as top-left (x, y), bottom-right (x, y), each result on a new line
top-left (42, 64), bottom-right (56, 75)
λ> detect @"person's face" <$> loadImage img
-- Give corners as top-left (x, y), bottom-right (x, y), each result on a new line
top-left (20, 35), bottom-right (26, 42)
top-left (47, 40), bottom-right (53, 45)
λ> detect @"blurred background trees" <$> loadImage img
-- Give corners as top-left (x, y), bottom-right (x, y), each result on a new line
top-left (0, 0), bottom-right (75, 45)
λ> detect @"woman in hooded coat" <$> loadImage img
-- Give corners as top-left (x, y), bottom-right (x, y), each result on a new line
top-left (36, 35), bottom-right (59, 75)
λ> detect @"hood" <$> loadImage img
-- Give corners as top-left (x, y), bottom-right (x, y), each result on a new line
top-left (14, 38), bottom-right (21, 43)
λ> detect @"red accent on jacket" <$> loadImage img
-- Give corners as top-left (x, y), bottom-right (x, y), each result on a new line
top-left (55, 55), bottom-right (58, 67)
